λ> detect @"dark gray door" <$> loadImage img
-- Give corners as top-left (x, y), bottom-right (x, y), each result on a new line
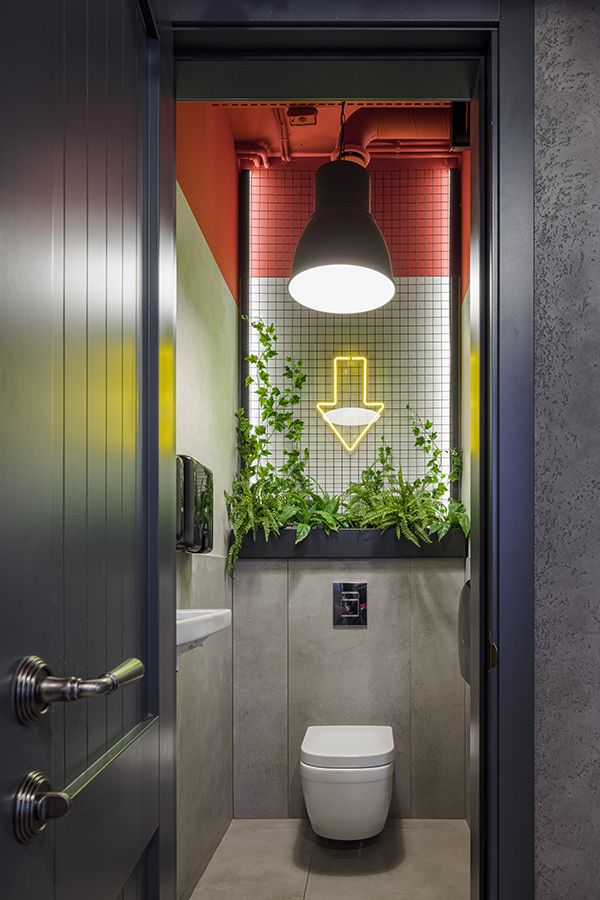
top-left (0, 2), bottom-right (172, 897)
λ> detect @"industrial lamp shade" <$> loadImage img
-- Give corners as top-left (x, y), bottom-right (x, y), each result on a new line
top-left (289, 161), bottom-right (395, 314)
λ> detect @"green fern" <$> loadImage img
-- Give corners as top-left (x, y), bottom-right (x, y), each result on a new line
top-left (226, 318), bottom-right (470, 574)
top-left (343, 408), bottom-right (470, 547)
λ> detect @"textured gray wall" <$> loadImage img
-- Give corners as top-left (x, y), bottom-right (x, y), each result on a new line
top-left (233, 558), bottom-right (467, 821)
top-left (535, 3), bottom-right (600, 898)
top-left (175, 185), bottom-right (238, 900)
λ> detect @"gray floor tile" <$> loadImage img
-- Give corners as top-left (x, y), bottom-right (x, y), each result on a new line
top-left (189, 820), bottom-right (312, 900)
top-left (305, 820), bottom-right (469, 900)
top-left (190, 819), bottom-right (469, 900)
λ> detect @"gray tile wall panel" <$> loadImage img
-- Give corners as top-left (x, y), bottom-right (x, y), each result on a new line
top-left (287, 560), bottom-right (412, 817)
top-left (233, 561), bottom-right (289, 818)
top-left (233, 558), bottom-right (466, 820)
top-left (410, 560), bottom-right (466, 818)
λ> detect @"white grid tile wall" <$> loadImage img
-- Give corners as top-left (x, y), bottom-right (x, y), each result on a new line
top-left (246, 173), bottom-right (453, 495)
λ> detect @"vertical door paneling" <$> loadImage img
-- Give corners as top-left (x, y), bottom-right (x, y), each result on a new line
top-left (105, 0), bottom-right (126, 749)
top-left (136, 853), bottom-right (149, 899)
top-left (63, 0), bottom-right (92, 784)
top-left (58, 0), bottom-right (148, 774)
top-left (50, 0), bottom-right (67, 798)
top-left (121, 0), bottom-right (142, 736)
top-left (86, 0), bottom-right (109, 761)
top-left (0, 3), bottom-right (64, 894)
top-left (119, 850), bottom-right (149, 900)
top-left (134, 1), bottom-right (148, 731)
top-left (134, 4), bottom-right (148, 729)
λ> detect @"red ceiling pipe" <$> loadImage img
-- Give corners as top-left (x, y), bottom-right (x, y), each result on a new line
top-left (272, 107), bottom-right (291, 162)
top-left (288, 148), bottom-right (452, 158)
top-left (333, 108), bottom-right (451, 166)
top-left (235, 141), bottom-right (271, 168)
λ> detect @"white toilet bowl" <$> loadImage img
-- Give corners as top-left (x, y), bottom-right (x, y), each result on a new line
top-left (300, 725), bottom-right (394, 841)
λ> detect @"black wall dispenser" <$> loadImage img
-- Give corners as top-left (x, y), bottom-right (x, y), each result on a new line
top-left (176, 455), bottom-right (214, 553)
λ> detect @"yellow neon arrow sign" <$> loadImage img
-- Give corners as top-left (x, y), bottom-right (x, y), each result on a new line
top-left (317, 356), bottom-right (385, 453)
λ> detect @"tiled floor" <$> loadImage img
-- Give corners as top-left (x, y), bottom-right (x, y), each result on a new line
top-left (190, 818), bottom-right (469, 900)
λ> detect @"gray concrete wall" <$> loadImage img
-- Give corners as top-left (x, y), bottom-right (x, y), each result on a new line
top-left (535, 3), bottom-right (600, 898)
top-left (175, 184), bottom-right (238, 900)
top-left (233, 557), bottom-right (467, 820)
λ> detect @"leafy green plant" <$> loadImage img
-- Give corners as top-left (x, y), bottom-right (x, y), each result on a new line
top-left (238, 319), bottom-right (308, 483)
top-left (282, 483), bottom-right (349, 544)
top-left (407, 406), bottom-right (470, 539)
top-left (225, 319), bottom-right (312, 573)
top-left (343, 409), bottom-right (470, 545)
top-left (226, 319), bottom-right (470, 574)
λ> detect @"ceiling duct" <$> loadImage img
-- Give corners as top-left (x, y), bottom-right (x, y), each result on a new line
top-left (332, 107), bottom-right (451, 167)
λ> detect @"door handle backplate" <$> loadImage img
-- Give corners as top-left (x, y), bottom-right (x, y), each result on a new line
top-left (14, 771), bottom-right (72, 843)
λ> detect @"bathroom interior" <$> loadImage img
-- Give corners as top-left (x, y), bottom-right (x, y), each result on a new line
top-left (175, 98), bottom-right (474, 900)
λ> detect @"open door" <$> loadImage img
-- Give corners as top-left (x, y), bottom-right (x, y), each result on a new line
top-left (0, 2), bottom-right (175, 898)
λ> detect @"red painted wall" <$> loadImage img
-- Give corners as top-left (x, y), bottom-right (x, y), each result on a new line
top-left (176, 102), bottom-right (239, 302)
top-left (249, 167), bottom-right (450, 278)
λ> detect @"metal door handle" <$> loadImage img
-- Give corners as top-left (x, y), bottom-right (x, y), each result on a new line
top-left (14, 771), bottom-right (72, 843)
top-left (14, 655), bottom-right (145, 723)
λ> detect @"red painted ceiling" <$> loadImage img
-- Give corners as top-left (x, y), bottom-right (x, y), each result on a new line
top-left (217, 101), bottom-right (452, 165)
top-left (175, 101), bottom-right (470, 304)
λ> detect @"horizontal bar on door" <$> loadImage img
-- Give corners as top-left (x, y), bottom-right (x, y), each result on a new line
top-left (56, 716), bottom-right (159, 900)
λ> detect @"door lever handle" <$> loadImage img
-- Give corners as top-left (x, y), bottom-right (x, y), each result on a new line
top-left (13, 655), bottom-right (145, 724)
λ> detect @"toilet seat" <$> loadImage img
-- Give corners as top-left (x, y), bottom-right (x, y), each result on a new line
top-left (301, 725), bottom-right (394, 769)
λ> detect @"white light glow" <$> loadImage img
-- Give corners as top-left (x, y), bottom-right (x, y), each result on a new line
top-left (323, 407), bottom-right (380, 427)
top-left (288, 264), bottom-right (395, 314)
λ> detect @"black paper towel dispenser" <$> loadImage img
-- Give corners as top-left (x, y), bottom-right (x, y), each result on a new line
top-left (176, 455), bottom-right (214, 553)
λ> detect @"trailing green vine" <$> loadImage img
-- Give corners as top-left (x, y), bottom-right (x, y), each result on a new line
top-left (225, 319), bottom-right (308, 572)
top-left (225, 320), bottom-right (470, 574)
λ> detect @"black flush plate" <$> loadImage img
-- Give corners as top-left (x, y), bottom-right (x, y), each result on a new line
top-left (333, 582), bottom-right (367, 628)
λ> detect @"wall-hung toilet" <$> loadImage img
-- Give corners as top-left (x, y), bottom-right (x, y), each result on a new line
top-left (300, 725), bottom-right (394, 841)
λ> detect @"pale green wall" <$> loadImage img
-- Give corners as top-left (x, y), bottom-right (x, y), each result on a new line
top-left (176, 183), bottom-right (238, 558)
top-left (175, 183), bottom-right (238, 900)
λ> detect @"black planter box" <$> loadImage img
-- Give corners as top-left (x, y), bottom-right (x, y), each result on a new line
top-left (236, 527), bottom-right (468, 560)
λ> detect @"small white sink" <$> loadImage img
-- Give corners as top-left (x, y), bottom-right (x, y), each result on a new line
top-left (176, 608), bottom-right (232, 661)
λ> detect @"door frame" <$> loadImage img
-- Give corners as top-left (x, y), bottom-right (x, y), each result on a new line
top-left (142, 1), bottom-right (177, 897)
top-left (170, 3), bottom-right (534, 898)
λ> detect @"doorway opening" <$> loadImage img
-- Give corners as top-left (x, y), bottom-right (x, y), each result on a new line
top-left (174, 85), bottom-right (477, 900)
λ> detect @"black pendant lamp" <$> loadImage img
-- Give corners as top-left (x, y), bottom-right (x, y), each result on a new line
top-left (288, 160), bottom-right (395, 314)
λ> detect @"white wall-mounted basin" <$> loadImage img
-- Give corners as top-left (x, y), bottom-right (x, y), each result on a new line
top-left (176, 608), bottom-right (232, 663)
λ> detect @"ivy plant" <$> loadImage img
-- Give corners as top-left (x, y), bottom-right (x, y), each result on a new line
top-left (407, 407), bottom-right (470, 540)
top-left (226, 319), bottom-right (470, 574)
top-left (225, 318), bottom-right (309, 573)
